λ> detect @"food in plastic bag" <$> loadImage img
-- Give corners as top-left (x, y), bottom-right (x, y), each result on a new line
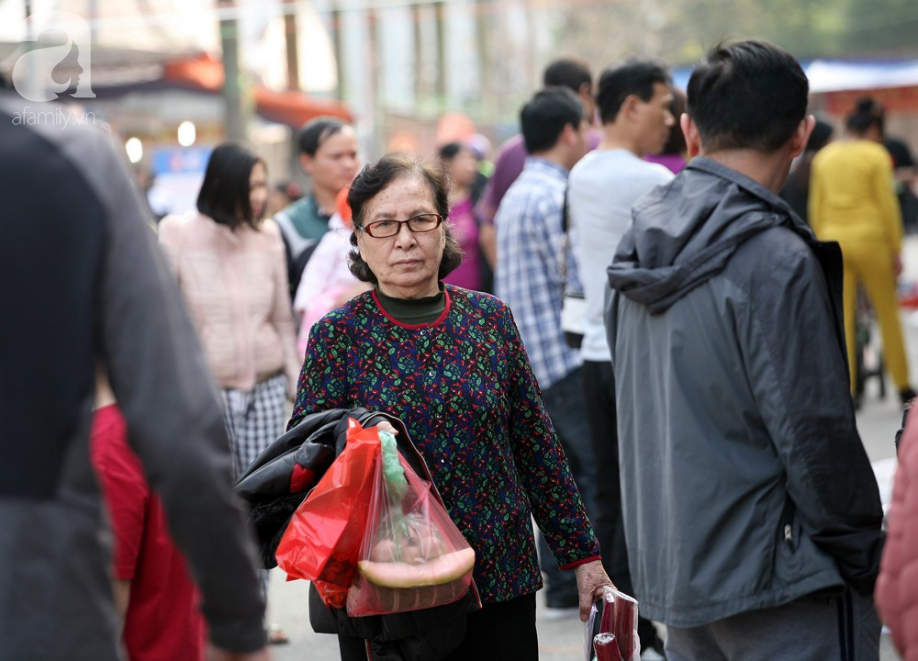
top-left (274, 418), bottom-right (380, 608)
top-left (584, 586), bottom-right (640, 661)
top-left (346, 425), bottom-right (475, 616)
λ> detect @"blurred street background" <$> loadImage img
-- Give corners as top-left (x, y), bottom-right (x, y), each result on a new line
top-left (1, 0), bottom-right (916, 215)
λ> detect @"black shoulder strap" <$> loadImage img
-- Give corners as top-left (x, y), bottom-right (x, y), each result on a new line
top-left (561, 186), bottom-right (570, 233)
top-left (559, 186), bottom-right (571, 287)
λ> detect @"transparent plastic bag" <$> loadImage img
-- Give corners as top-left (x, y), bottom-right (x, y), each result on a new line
top-left (346, 427), bottom-right (475, 616)
top-left (585, 586), bottom-right (641, 661)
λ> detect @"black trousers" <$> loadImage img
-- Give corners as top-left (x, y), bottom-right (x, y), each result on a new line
top-left (582, 360), bottom-right (660, 650)
top-left (337, 593), bottom-right (538, 661)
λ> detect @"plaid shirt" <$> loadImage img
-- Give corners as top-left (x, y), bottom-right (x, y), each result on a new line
top-left (495, 157), bottom-right (582, 390)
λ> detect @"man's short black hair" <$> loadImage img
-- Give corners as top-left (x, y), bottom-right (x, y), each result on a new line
top-left (686, 40), bottom-right (809, 154)
top-left (520, 87), bottom-right (585, 154)
top-left (297, 116), bottom-right (348, 156)
top-left (596, 59), bottom-right (671, 124)
top-left (197, 143), bottom-right (265, 229)
top-left (543, 58), bottom-right (592, 93)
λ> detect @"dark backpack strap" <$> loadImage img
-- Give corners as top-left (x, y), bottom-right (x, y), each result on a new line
top-left (559, 186), bottom-right (572, 289)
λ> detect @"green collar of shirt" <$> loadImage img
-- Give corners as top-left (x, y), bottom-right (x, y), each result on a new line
top-left (375, 285), bottom-right (446, 325)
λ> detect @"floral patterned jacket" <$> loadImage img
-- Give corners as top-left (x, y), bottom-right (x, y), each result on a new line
top-left (290, 285), bottom-right (600, 602)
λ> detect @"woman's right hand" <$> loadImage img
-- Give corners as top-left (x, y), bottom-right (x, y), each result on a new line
top-left (575, 560), bottom-right (615, 622)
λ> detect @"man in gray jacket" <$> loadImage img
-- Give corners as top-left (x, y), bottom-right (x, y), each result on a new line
top-left (0, 96), bottom-right (269, 660)
top-left (606, 41), bottom-right (884, 660)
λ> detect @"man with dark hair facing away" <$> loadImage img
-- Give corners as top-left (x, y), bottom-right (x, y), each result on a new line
top-left (568, 58), bottom-right (675, 659)
top-left (495, 87), bottom-right (596, 619)
top-left (606, 41), bottom-right (884, 660)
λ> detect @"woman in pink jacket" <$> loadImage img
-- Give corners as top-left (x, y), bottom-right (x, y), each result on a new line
top-left (876, 408), bottom-right (918, 660)
top-left (159, 144), bottom-right (300, 480)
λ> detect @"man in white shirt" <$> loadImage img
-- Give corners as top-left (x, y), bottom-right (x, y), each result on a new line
top-left (568, 59), bottom-right (675, 659)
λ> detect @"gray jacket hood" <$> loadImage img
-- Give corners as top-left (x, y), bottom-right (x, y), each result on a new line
top-left (608, 157), bottom-right (816, 313)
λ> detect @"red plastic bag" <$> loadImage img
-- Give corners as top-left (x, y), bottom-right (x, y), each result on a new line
top-left (274, 418), bottom-right (380, 608)
top-left (585, 586), bottom-right (640, 661)
top-left (345, 426), bottom-right (475, 616)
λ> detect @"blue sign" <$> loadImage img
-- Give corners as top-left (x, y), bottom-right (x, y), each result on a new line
top-left (151, 146), bottom-right (212, 175)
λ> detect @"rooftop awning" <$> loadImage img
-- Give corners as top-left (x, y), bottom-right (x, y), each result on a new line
top-left (805, 59), bottom-right (918, 94)
top-left (0, 45), bottom-right (351, 127)
top-left (671, 57), bottom-right (918, 96)
top-left (160, 53), bottom-right (352, 126)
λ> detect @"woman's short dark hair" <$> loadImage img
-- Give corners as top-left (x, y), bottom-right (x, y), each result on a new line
top-left (298, 117), bottom-right (348, 156)
top-left (347, 153), bottom-right (463, 285)
top-left (686, 40), bottom-right (808, 154)
top-left (197, 143), bottom-right (265, 230)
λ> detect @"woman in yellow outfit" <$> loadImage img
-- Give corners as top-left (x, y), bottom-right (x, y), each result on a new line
top-left (810, 103), bottom-right (915, 404)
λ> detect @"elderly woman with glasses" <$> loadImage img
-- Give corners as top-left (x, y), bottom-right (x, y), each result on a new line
top-left (289, 153), bottom-right (611, 661)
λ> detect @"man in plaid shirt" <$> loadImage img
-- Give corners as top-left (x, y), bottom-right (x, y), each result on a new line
top-left (494, 86), bottom-right (593, 617)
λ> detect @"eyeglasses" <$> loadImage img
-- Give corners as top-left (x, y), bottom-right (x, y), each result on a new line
top-left (361, 213), bottom-right (443, 238)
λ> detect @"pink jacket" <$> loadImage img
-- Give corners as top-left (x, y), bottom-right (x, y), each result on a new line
top-left (159, 213), bottom-right (300, 397)
top-left (876, 409), bottom-right (918, 660)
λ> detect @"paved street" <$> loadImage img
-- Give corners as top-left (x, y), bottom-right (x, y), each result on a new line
top-left (265, 238), bottom-right (918, 660)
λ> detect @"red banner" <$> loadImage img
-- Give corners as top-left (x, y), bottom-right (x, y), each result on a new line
top-left (824, 86), bottom-right (918, 114)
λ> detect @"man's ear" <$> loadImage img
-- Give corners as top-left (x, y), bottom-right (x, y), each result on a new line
top-left (621, 94), bottom-right (640, 121)
top-left (681, 113), bottom-right (702, 158)
top-left (299, 153), bottom-right (314, 176)
top-left (790, 115), bottom-right (816, 159)
top-left (560, 122), bottom-right (577, 147)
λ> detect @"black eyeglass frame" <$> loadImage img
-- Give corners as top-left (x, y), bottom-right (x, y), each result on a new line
top-left (359, 213), bottom-right (444, 238)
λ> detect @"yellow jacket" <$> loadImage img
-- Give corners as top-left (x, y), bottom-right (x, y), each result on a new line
top-left (809, 139), bottom-right (903, 253)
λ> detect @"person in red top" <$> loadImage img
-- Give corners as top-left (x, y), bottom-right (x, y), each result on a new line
top-left (91, 376), bottom-right (206, 661)
top-left (876, 408), bottom-right (918, 660)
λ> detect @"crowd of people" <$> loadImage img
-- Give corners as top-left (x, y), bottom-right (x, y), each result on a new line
top-left (5, 35), bottom-right (918, 661)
